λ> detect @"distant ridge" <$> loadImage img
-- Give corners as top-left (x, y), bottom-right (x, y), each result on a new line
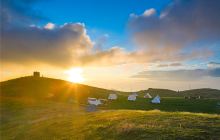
top-left (139, 88), bottom-right (220, 98)
top-left (1, 76), bottom-right (220, 101)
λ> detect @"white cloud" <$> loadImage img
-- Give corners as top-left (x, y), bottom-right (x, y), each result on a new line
top-left (143, 8), bottom-right (156, 17)
top-left (44, 22), bottom-right (55, 30)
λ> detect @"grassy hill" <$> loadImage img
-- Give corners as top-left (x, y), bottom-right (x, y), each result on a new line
top-left (0, 76), bottom-right (123, 103)
top-left (1, 76), bottom-right (220, 139)
top-left (1, 76), bottom-right (220, 114)
top-left (1, 76), bottom-right (220, 100)
top-left (138, 88), bottom-right (220, 98)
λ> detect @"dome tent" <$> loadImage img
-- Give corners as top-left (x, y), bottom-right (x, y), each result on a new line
top-left (151, 95), bottom-right (160, 104)
top-left (88, 97), bottom-right (102, 106)
top-left (128, 94), bottom-right (136, 101)
top-left (144, 93), bottom-right (152, 98)
top-left (108, 93), bottom-right (117, 100)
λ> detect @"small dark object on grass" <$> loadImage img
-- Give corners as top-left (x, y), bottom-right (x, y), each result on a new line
top-left (86, 104), bottom-right (97, 112)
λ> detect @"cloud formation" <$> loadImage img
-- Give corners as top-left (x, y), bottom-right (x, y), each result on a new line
top-left (1, 0), bottom-right (220, 69)
top-left (2, 23), bottom-right (94, 67)
top-left (157, 62), bottom-right (182, 67)
top-left (132, 68), bottom-right (220, 81)
top-left (128, 0), bottom-right (220, 60)
top-left (208, 62), bottom-right (220, 69)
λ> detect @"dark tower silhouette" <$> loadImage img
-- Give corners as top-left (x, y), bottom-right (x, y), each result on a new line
top-left (33, 71), bottom-right (40, 77)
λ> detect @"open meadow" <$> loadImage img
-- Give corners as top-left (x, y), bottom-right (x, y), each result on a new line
top-left (1, 97), bottom-right (220, 140)
top-left (1, 77), bottom-right (220, 139)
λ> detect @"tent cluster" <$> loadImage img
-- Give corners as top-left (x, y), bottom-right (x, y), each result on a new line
top-left (87, 93), bottom-right (118, 106)
top-left (88, 92), bottom-right (161, 106)
top-left (127, 93), bottom-right (160, 103)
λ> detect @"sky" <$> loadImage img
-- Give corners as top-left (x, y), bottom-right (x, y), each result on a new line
top-left (1, 0), bottom-right (220, 91)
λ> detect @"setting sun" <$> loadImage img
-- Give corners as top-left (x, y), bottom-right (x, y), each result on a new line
top-left (66, 67), bottom-right (85, 83)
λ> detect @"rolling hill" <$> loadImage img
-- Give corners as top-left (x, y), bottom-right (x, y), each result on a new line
top-left (0, 76), bottom-right (120, 103)
top-left (1, 76), bottom-right (220, 139)
top-left (1, 76), bottom-right (220, 100)
top-left (1, 76), bottom-right (220, 114)
top-left (139, 88), bottom-right (220, 98)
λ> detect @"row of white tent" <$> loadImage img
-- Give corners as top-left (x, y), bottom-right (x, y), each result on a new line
top-left (88, 93), bottom-right (160, 106)
top-left (108, 93), bottom-right (153, 100)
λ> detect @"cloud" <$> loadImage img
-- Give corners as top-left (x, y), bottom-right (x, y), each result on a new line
top-left (143, 8), bottom-right (156, 17)
top-left (44, 22), bottom-right (55, 30)
top-left (128, 0), bottom-right (220, 60)
top-left (1, 0), bottom-right (219, 69)
top-left (169, 62), bottom-right (182, 67)
top-left (93, 34), bottom-right (109, 51)
top-left (0, 1), bottom-right (132, 67)
top-left (2, 23), bottom-right (93, 67)
top-left (208, 62), bottom-right (220, 69)
top-left (1, 0), bottom-right (133, 68)
top-left (132, 68), bottom-right (220, 81)
top-left (157, 62), bottom-right (182, 67)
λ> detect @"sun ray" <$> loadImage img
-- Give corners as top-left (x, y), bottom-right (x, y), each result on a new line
top-left (66, 67), bottom-right (85, 83)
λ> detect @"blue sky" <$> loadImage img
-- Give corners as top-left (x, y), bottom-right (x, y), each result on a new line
top-left (32, 0), bottom-right (171, 50)
top-left (33, 0), bottom-right (171, 32)
top-left (1, 0), bottom-right (220, 90)
top-left (31, 0), bottom-right (220, 61)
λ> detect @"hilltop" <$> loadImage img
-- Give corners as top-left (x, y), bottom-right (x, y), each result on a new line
top-left (0, 76), bottom-right (118, 103)
top-left (1, 76), bottom-right (220, 100)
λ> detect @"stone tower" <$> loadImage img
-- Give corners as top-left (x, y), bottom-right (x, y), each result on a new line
top-left (33, 71), bottom-right (40, 77)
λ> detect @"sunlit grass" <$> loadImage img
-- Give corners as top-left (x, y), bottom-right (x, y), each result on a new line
top-left (1, 97), bottom-right (220, 139)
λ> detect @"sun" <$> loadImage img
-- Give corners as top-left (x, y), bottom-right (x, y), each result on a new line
top-left (66, 67), bottom-right (85, 83)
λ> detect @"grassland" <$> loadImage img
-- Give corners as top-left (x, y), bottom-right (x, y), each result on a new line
top-left (102, 97), bottom-right (220, 114)
top-left (1, 77), bottom-right (220, 139)
top-left (1, 97), bottom-right (220, 140)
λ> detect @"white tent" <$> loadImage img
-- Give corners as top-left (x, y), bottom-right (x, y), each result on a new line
top-left (128, 95), bottom-right (136, 101)
top-left (108, 93), bottom-right (117, 100)
top-left (144, 93), bottom-right (152, 98)
top-left (151, 95), bottom-right (160, 104)
top-left (88, 97), bottom-right (102, 106)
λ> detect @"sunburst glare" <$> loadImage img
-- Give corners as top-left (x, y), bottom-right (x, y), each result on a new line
top-left (65, 67), bottom-right (85, 83)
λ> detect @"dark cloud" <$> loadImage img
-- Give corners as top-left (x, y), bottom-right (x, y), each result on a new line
top-left (128, 0), bottom-right (220, 59)
top-left (2, 23), bottom-right (94, 67)
top-left (132, 68), bottom-right (220, 81)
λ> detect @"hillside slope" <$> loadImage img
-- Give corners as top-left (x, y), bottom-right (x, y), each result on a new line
top-left (0, 76), bottom-right (118, 103)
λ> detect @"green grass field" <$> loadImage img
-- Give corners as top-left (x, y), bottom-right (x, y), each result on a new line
top-left (1, 98), bottom-right (220, 140)
top-left (1, 77), bottom-right (220, 139)
top-left (102, 97), bottom-right (220, 114)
